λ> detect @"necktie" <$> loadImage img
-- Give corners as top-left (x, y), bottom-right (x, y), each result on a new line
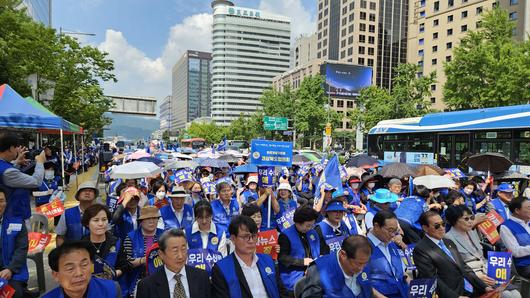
top-left (173, 273), bottom-right (186, 298)
top-left (439, 241), bottom-right (473, 293)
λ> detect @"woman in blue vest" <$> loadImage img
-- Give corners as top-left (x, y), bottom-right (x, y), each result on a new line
top-left (185, 200), bottom-right (228, 257)
top-left (122, 206), bottom-right (164, 297)
top-left (146, 179), bottom-right (168, 208)
top-left (345, 176), bottom-right (368, 216)
top-left (159, 185), bottom-right (194, 230)
top-left (112, 186), bottom-right (141, 241)
top-left (211, 182), bottom-right (239, 236)
top-left (315, 199), bottom-right (356, 255)
top-left (360, 174), bottom-right (381, 204)
top-left (364, 189), bottom-right (399, 231)
top-left (81, 204), bottom-right (128, 281)
top-left (237, 175), bottom-right (260, 205)
top-left (394, 184), bottom-right (433, 244)
top-left (256, 186), bottom-right (280, 231)
top-left (461, 181), bottom-right (490, 213)
top-left (275, 182), bottom-right (298, 225)
top-left (186, 181), bottom-right (205, 206)
top-left (33, 161), bottom-right (62, 207)
top-left (278, 206), bottom-right (321, 294)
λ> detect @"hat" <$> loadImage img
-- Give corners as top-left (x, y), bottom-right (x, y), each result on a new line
top-left (348, 176), bottom-right (361, 183)
top-left (370, 189), bottom-right (398, 204)
top-left (246, 175), bottom-right (258, 186)
top-left (138, 206), bottom-right (161, 220)
top-left (497, 183), bottom-right (514, 193)
top-left (75, 181), bottom-right (99, 200)
top-left (323, 183), bottom-right (336, 192)
top-left (325, 200), bottom-right (347, 212)
top-left (332, 189), bottom-right (347, 199)
top-left (277, 183), bottom-right (292, 192)
top-left (167, 186), bottom-right (187, 198)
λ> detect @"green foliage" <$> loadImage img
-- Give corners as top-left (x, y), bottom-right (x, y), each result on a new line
top-left (186, 122), bottom-right (228, 144)
top-left (260, 85), bottom-right (295, 118)
top-left (444, 8), bottom-right (530, 109)
top-left (351, 63), bottom-right (435, 132)
top-left (227, 113), bottom-right (265, 141)
top-left (0, 0), bottom-right (116, 135)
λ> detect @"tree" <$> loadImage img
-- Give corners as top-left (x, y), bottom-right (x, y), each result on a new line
top-left (351, 63), bottom-right (436, 133)
top-left (227, 113), bottom-right (265, 141)
top-left (444, 8), bottom-right (530, 109)
top-left (185, 122), bottom-right (227, 144)
top-left (260, 85), bottom-right (295, 118)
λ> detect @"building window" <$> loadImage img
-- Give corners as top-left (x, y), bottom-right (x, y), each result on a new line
top-left (432, 59), bottom-right (437, 65)
top-left (369, 13), bottom-right (376, 22)
top-left (323, 49), bottom-right (327, 56)
top-left (347, 47), bottom-right (353, 55)
top-left (341, 40), bottom-right (346, 47)
top-left (418, 49), bottom-right (424, 56)
top-left (447, 28), bottom-right (453, 36)
top-left (476, 7), bottom-right (483, 15)
top-left (420, 10), bottom-right (426, 18)
top-left (342, 18), bottom-right (347, 25)
top-left (421, 0), bottom-right (426, 7)
top-left (358, 57), bottom-right (365, 65)
top-left (434, 1), bottom-right (439, 12)
top-left (419, 38), bottom-right (424, 45)
top-left (369, 2), bottom-right (376, 10)
top-left (360, 12), bottom-right (366, 20)
top-left (510, 0), bottom-right (518, 5)
top-left (317, 52), bottom-right (321, 58)
top-left (509, 12), bottom-right (518, 20)
top-left (448, 0), bottom-right (454, 7)
top-left (349, 24), bottom-right (354, 33)
top-left (360, 0), bottom-right (367, 8)
top-left (433, 32), bottom-right (439, 39)
top-left (419, 23), bottom-right (425, 33)
top-left (461, 11), bottom-right (468, 18)
top-left (431, 97), bottom-right (436, 103)
top-left (369, 25), bottom-right (375, 33)
top-left (433, 19), bottom-right (439, 26)
top-left (446, 55), bottom-right (452, 62)
top-left (368, 36), bottom-right (375, 44)
top-left (318, 42), bottom-right (322, 49)
top-left (349, 13), bottom-right (354, 22)
top-left (341, 50), bottom-right (346, 59)
top-left (461, 25), bottom-right (468, 32)
top-left (359, 46), bottom-right (366, 54)
top-left (432, 45), bottom-right (438, 52)
top-left (360, 23), bottom-right (366, 31)
top-left (348, 36), bottom-right (354, 44)
top-left (359, 35), bottom-right (366, 43)
top-left (342, 28), bottom-right (347, 36)
top-left (446, 42), bottom-right (453, 49)
top-left (418, 60), bottom-right (424, 67)
top-left (476, 21), bottom-right (482, 28)
top-left (347, 101), bottom-right (354, 108)
top-left (431, 84), bottom-right (436, 91)
top-left (368, 47), bottom-right (374, 55)
top-left (447, 15), bottom-right (453, 22)
top-left (329, 100), bottom-right (334, 107)
top-left (337, 100), bottom-right (344, 108)
top-left (349, 2), bottom-right (355, 10)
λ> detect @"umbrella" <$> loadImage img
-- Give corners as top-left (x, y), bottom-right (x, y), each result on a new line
top-left (218, 154), bottom-right (239, 163)
top-left (164, 160), bottom-right (199, 170)
top-left (493, 171), bottom-right (529, 181)
top-left (413, 175), bottom-right (455, 189)
top-left (233, 163), bottom-right (258, 174)
top-left (199, 158), bottom-right (229, 168)
top-left (196, 149), bottom-right (220, 159)
top-left (380, 163), bottom-right (416, 179)
top-left (346, 154), bottom-right (379, 168)
top-left (467, 152), bottom-right (513, 173)
top-left (170, 153), bottom-right (193, 160)
top-left (415, 164), bottom-right (445, 176)
top-left (110, 161), bottom-right (162, 179)
top-left (137, 156), bottom-right (164, 166)
top-left (128, 150), bottom-right (151, 160)
top-left (293, 154), bottom-right (311, 165)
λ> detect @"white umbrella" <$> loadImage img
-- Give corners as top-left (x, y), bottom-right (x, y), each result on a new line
top-left (110, 161), bottom-right (162, 179)
top-left (197, 149), bottom-right (220, 159)
top-left (171, 153), bottom-right (193, 160)
top-left (164, 160), bottom-right (199, 170)
top-left (413, 175), bottom-right (455, 189)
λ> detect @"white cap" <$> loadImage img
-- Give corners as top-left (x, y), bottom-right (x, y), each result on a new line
top-left (277, 183), bottom-right (292, 192)
top-left (246, 176), bottom-right (259, 185)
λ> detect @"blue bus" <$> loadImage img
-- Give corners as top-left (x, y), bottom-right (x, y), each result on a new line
top-left (368, 104), bottom-right (530, 168)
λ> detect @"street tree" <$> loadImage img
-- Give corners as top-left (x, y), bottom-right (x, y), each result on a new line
top-left (186, 121), bottom-right (227, 144)
top-left (444, 8), bottom-right (530, 109)
top-left (260, 85), bottom-right (295, 118)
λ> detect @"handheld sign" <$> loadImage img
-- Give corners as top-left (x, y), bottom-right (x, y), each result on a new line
top-left (408, 278), bottom-right (437, 298)
top-left (399, 244), bottom-right (417, 271)
top-left (487, 251), bottom-right (512, 284)
top-left (175, 169), bottom-right (194, 183)
top-left (258, 166), bottom-right (275, 188)
top-left (146, 243), bottom-right (163, 275)
top-left (250, 140), bottom-right (293, 167)
top-left (326, 235), bottom-right (347, 254)
top-left (35, 198), bottom-right (65, 218)
top-left (276, 208), bottom-right (295, 232)
top-left (0, 278), bottom-right (15, 298)
top-left (93, 256), bottom-right (116, 280)
top-left (256, 229), bottom-right (279, 260)
top-left (106, 195), bottom-right (119, 213)
top-left (27, 232), bottom-right (52, 254)
top-left (477, 210), bottom-right (504, 244)
top-left (187, 248), bottom-right (223, 274)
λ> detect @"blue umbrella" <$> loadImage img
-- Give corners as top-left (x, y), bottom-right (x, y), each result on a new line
top-left (137, 156), bottom-right (164, 166)
top-left (233, 163), bottom-right (258, 174)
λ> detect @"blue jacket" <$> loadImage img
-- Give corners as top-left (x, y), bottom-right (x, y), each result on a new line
top-left (113, 208), bottom-right (138, 241)
top-left (241, 189), bottom-right (259, 204)
top-left (314, 253), bottom-right (372, 298)
top-left (0, 160), bottom-right (32, 219)
top-left (64, 207), bottom-right (89, 241)
top-left (502, 219), bottom-right (530, 267)
top-left (279, 225), bottom-right (320, 291)
top-left (366, 237), bottom-right (408, 297)
top-left (395, 196), bottom-right (427, 231)
top-left (43, 276), bottom-right (117, 298)
top-left (491, 198), bottom-right (509, 221)
top-left (160, 204), bottom-right (194, 230)
top-left (35, 178), bottom-right (60, 205)
top-left (185, 223), bottom-right (225, 251)
top-left (1, 216), bottom-right (29, 282)
top-left (211, 199), bottom-right (239, 236)
top-left (217, 253), bottom-right (280, 298)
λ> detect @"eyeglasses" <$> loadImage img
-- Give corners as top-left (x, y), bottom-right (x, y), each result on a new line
top-left (237, 234), bottom-right (258, 242)
top-left (432, 222), bottom-right (446, 230)
top-left (461, 215), bottom-right (475, 222)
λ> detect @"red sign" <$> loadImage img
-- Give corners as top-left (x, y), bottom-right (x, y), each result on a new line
top-left (255, 229), bottom-right (279, 260)
top-left (27, 232), bottom-right (52, 254)
top-left (477, 210), bottom-right (504, 244)
top-left (0, 284), bottom-right (15, 298)
top-left (35, 198), bottom-right (65, 218)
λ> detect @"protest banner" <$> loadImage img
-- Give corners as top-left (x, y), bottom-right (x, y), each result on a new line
top-left (256, 229), bottom-right (279, 260)
top-left (326, 235), bottom-right (347, 254)
top-left (487, 251), bottom-right (512, 284)
top-left (250, 140), bottom-right (293, 167)
top-left (399, 244), bottom-right (417, 271)
top-left (477, 210), bottom-right (504, 244)
top-left (276, 208), bottom-right (295, 232)
top-left (174, 169), bottom-right (194, 183)
top-left (27, 232), bottom-right (52, 254)
top-left (106, 195), bottom-right (119, 213)
top-left (146, 243), bottom-right (163, 275)
top-left (35, 198), bottom-right (64, 218)
top-left (187, 248), bottom-right (223, 274)
top-left (258, 166), bottom-right (275, 188)
top-left (408, 278), bottom-right (437, 298)
top-left (0, 278), bottom-right (14, 298)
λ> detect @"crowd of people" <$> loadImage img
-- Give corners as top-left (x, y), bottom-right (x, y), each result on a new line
top-left (0, 131), bottom-right (529, 298)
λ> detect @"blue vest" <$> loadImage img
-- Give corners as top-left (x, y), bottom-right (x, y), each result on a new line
top-left (502, 219), bottom-right (530, 267)
top-left (0, 160), bottom-right (32, 219)
top-left (345, 213), bottom-right (359, 235)
top-left (347, 188), bottom-right (361, 206)
top-left (242, 190), bottom-right (259, 204)
top-left (460, 191), bottom-right (478, 213)
top-left (35, 178), bottom-right (60, 205)
top-left (185, 224), bottom-right (225, 251)
top-left (114, 208), bottom-right (138, 241)
top-left (279, 225), bottom-right (321, 291)
top-left (491, 198), bottom-right (509, 221)
top-left (366, 238), bottom-right (408, 297)
top-left (1, 216), bottom-right (29, 282)
top-left (43, 276), bottom-right (117, 298)
top-left (217, 254), bottom-right (280, 298)
top-left (64, 207), bottom-right (89, 241)
top-left (94, 238), bottom-right (121, 278)
top-left (314, 253), bottom-right (372, 298)
top-left (211, 199), bottom-right (239, 236)
top-left (395, 196), bottom-right (426, 231)
top-left (277, 198), bottom-right (298, 219)
top-left (160, 204), bottom-right (194, 230)
top-left (318, 220), bottom-right (351, 241)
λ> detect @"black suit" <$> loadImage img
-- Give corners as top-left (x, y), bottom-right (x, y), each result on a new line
top-left (414, 237), bottom-right (488, 298)
top-left (136, 265), bottom-right (210, 298)
top-left (211, 254), bottom-right (289, 298)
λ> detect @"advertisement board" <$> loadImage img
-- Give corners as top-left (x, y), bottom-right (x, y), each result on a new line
top-left (321, 63), bottom-right (373, 97)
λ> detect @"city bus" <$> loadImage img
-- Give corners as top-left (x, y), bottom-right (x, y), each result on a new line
top-left (367, 104), bottom-right (530, 169)
top-left (180, 138), bottom-right (207, 150)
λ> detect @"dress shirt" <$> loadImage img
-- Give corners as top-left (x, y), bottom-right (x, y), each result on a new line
top-left (130, 209), bottom-right (138, 230)
top-left (367, 232), bottom-right (392, 264)
top-left (336, 251), bottom-right (361, 295)
top-left (165, 265), bottom-right (189, 298)
top-left (170, 203), bottom-right (184, 223)
top-left (365, 212), bottom-right (375, 230)
top-left (234, 252), bottom-right (268, 298)
top-left (500, 216), bottom-right (530, 258)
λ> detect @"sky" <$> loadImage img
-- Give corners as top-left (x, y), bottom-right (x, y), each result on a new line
top-left (53, 0), bottom-right (317, 105)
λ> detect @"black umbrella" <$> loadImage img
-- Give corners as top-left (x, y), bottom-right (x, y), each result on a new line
top-left (218, 154), bottom-right (239, 163)
top-left (346, 154), bottom-right (379, 168)
top-left (493, 171), bottom-right (529, 181)
top-left (467, 152), bottom-right (513, 173)
top-left (293, 154), bottom-right (311, 165)
top-left (380, 163), bottom-right (416, 178)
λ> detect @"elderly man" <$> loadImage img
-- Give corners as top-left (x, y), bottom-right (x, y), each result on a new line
top-left (56, 181), bottom-right (98, 246)
top-left (490, 183), bottom-right (514, 221)
top-left (160, 186), bottom-right (194, 230)
top-left (500, 196), bottom-right (530, 278)
top-left (136, 229), bottom-right (211, 298)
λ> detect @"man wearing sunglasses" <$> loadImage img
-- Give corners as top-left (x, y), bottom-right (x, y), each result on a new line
top-left (211, 215), bottom-right (288, 298)
top-left (414, 211), bottom-right (494, 298)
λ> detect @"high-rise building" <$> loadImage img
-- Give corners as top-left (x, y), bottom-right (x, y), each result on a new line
top-left (292, 33), bottom-right (318, 68)
top-left (316, 0), bottom-right (409, 89)
top-left (211, 0), bottom-right (291, 125)
top-left (171, 50), bottom-right (212, 131)
top-left (499, 0), bottom-right (530, 41)
top-left (159, 95), bottom-right (171, 132)
top-left (20, 0), bottom-right (52, 27)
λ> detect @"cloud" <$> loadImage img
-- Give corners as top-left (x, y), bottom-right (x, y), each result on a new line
top-left (259, 0), bottom-right (316, 40)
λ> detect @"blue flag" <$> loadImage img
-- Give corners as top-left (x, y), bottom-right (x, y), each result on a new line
top-left (217, 137), bottom-right (227, 151)
top-left (314, 155), bottom-right (342, 206)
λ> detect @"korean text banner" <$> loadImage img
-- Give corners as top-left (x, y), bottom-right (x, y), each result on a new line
top-left (250, 140), bottom-right (293, 167)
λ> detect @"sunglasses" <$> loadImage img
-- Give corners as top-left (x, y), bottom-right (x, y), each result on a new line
top-left (432, 222), bottom-right (446, 230)
top-left (461, 215), bottom-right (475, 222)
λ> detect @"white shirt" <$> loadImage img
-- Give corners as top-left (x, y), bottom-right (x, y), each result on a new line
top-left (234, 252), bottom-right (268, 298)
top-left (165, 265), bottom-right (190, 298)
top-left (336, 251), bottom-right (361, 295)
top-left (190, 221), bottom-right (228, 257)
top-left (364, 212), bottom-right (375, 230)
top-left (500, 216), bottom-right (530, 258)
top-left (130, 208), bottom-right (138, 230)
top-left (170, 203), bottom-right (184, 223)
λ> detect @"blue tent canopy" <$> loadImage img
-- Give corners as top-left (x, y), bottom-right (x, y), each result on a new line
top-left (0, 84), bottom-right (79, 132)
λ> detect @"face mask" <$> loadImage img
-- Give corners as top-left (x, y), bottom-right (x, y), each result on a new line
top-left (350, 183), bottom-right (359, 189)
top-left (156, 191), bottom-right (166, 200)
top-left (464, 188), bottom-right (473, 195)
top-left (368, 182), bottom-right (375, 189)
top-left (44, 170), bottom-right (54, 180)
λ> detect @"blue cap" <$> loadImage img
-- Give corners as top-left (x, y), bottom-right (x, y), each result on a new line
top-left (370, 189), bottom-right (398, 204)
top-left (497, 183), bottom-right (514, 193)
top-left (332, 189), bottom-right (347, 199)
top-left (325, 200), bottom-right (347, 212)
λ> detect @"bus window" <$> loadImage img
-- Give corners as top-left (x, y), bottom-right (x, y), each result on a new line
top-left (476, 141), bottom-right (511, 158)
top-left (514, 141), bottom-right (530, 165)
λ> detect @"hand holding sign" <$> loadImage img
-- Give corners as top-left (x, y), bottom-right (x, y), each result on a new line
top-left (255, 230), bottom-right (279, 260)
top-left (477, 210), bottom-right (504, 244)
top-left (35, 199), bottom-right (64, 218)
top-left (28, 232), bottom-right (52, 254)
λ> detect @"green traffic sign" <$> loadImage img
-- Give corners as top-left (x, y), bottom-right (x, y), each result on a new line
top-left (264, 116), bottom-right (288, 131)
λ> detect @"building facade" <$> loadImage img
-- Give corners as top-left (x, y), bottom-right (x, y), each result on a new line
top-left (499, 0), bottom-right (530, 41)
top-left (292, 33), bottom-right (318, 68)
top-left (211, 0), bottom-right (291, 125)
top-left (171, 50), bottom-right (212, 130)
top-left (159, 95), bottom-right (171, 132)
top-left (316, 0), bottom-right (409, 89)
top-left (20, 0), bottom-right (52, 27)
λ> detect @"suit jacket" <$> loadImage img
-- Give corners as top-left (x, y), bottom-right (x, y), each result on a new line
top-left (414, 236), bottom-right (487, 298)
top-left (211, 254), bottom-right (289, 298)
top-left (445, 229), bottom-right (486, 273)
top-left (136, 265), bottom-right (211, 298)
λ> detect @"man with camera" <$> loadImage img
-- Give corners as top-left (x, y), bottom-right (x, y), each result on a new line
top-left (0, 132), bottom-right (46, 224)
